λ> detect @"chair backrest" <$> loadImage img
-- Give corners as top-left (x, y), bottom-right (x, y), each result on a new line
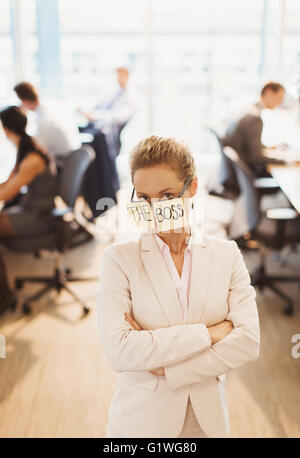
top-left (118, 119), bottom-right (129, 137)
top-left (116, 118), bottom-right (131, 154)
top-left (224, 147), bottom-right (261, 239)
top-left (58, 146), bottom-right (95, 208)
top-left (208, 127), bottom-right (240, 198)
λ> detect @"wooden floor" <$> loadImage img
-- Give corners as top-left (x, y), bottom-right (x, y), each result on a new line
top-left (0, 204), bottom-right (300, 438)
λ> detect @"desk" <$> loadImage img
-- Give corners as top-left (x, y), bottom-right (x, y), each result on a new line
top-left (264, 147), bottom-right (300, 164)
top-left (268, 163), bottom-right (300, 213)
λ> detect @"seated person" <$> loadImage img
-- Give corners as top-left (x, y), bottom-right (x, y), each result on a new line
top-left (221, 81), bottom-right (286, 177)
top-left (13, 81), bottom-right (81, 167)
top-left (0, 106), bottom-right (57, 314)
top-left (78, 67), bottom-right (139, 134)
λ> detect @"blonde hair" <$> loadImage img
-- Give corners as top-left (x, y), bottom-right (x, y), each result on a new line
top-left (129, 135), bottom-right (196, 184)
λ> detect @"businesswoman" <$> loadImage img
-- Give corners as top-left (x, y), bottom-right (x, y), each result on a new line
top-left (0, 106), bottom-right (56, 314)
top-left (97, 135), bottom-right (260, 438)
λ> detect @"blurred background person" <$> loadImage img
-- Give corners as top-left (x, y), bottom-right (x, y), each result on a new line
top-left (13, 81), bottom-right (81, 167)
top-left (76, 67), bottom-right (141, 219)
top-left (78, 67), bottom-right (140, 134)
top-left (220, 82), bottom-right (287, 177)
top-left (0, 106), bottom-right (57, 314)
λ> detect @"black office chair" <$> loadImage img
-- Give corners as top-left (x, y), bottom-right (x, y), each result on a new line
top-left (205, 127), bottom-right (240, 200)
top-left (3, 147), bottom-right (98, 317)
top-left (115, 119), bottom-right (130, 156)
top-left (206, 127), bottom-right (280, 201)
top-left (226, 148), bottom-right (300, 316)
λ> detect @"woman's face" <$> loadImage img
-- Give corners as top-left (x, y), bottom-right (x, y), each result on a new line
top-left (131, 164), bottom-right (197, 233)
top-left (133, 163), bottom-right (197, 201)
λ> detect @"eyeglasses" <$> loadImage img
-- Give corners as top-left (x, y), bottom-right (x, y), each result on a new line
top-left (130, 177), bottom-right (192, 204)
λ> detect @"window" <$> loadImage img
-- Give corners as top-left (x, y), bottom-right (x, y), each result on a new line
top-left (283, 0), bottom-right (300, 96)
top-left (58, 0), bottom-right (149, 147)
top-left (152, 0), bottom-right (264, 153)
top-left (0, 0), bottom-right (15, 104)
top-left (1, 0), bottom-right (298, 157)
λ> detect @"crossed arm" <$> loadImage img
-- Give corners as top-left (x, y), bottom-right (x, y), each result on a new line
top-left (164, 242), bottom-right (260, 392)
top-left (124, 313), bottom-right (233, 376)
top-left (97, 241), bottom-right (260, 391)
top-left (97, 247), bottom-right (214, 372)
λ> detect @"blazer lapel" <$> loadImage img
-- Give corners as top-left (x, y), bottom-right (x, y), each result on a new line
top-left (140, 232), bottom-right (184, 326)
top-left (187, 225), bottom-right (212, 325)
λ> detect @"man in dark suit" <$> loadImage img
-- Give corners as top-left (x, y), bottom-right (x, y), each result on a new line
top-left (221, 82), bottom-right (286, 177)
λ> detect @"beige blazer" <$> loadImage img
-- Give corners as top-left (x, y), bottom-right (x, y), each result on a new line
top-left (96, 226), bottom-right (260, 438)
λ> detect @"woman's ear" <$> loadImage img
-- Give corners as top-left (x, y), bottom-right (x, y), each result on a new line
top-left (189, 177), bottom-right (198, 197)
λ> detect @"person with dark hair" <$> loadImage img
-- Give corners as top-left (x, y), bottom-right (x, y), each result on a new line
top-left (221, 81), bottom-right (286, 177)
top-left (0, 106), bottom-right (57, 314)
top-left (260, 81), bottom-right (285, 98)
top-left (13, 82), bottom-right (81, 165)
top-left (13, 81), bottom-right (39, 105)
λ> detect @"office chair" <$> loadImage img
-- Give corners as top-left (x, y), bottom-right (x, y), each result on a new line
top-left (206, 127), bottom-right (280, 201)
top-left (3, 147), bottom-right (98, 317)
top-left (115, 119), bottom-right (130, 155)
top-left (226, 147), bottom-right (300, 316)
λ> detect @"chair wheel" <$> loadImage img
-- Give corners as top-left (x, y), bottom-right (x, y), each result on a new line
top-left (64, 267), bottom-right (72, 274)
top-left (22, 302), bottom-right (31, 315)
top-left (83, 306), bottom-right (90, 315)
top-left (283, 303), bottom-right (294, 316)
top-left (15, 279), bottom-right (24, 290)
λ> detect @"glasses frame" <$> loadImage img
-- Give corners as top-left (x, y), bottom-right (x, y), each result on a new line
top-left (130, 176), bottom-right (192, 204)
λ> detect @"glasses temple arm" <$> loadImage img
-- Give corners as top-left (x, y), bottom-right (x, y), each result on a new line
top-left (130, 187), bottom-right (136, 201)
top-left (179, 176), bottom-right (192, 197)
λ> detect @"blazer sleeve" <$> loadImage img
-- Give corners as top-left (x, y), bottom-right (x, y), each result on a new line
top-left (164, 240), bottom-right (260, 392)
top-left (96, 245), bottom-right (212, 372)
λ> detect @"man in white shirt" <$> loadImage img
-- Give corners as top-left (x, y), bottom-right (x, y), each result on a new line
top-left (14, 82), bottom-right (81, 163)
top-left (78, 67), bottom-right (140, 131)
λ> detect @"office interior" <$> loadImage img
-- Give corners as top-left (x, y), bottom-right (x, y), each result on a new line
top-left (0, 0), bottom-right (300, 438)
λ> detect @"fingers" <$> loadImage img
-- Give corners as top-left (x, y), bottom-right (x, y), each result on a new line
top-left (124, 312), bottom-right (142, 331)
top-left (149, 367), bottom-right (164, 376)
top-left (124, 312), bottom-right (132, 326)
top-left (225, 319), bottom-right (234, 328)
top-left (150, 369), bottom-right (159, 376)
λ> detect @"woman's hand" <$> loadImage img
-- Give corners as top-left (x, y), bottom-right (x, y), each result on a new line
top-left (124, 312), bottom-right (165, 377)
top-left (124, 312), bottom-right (143, 331)
top-left (149, 366), bottom-right (165, 376)
top-left (207, 319), bottom-right (233, 344)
